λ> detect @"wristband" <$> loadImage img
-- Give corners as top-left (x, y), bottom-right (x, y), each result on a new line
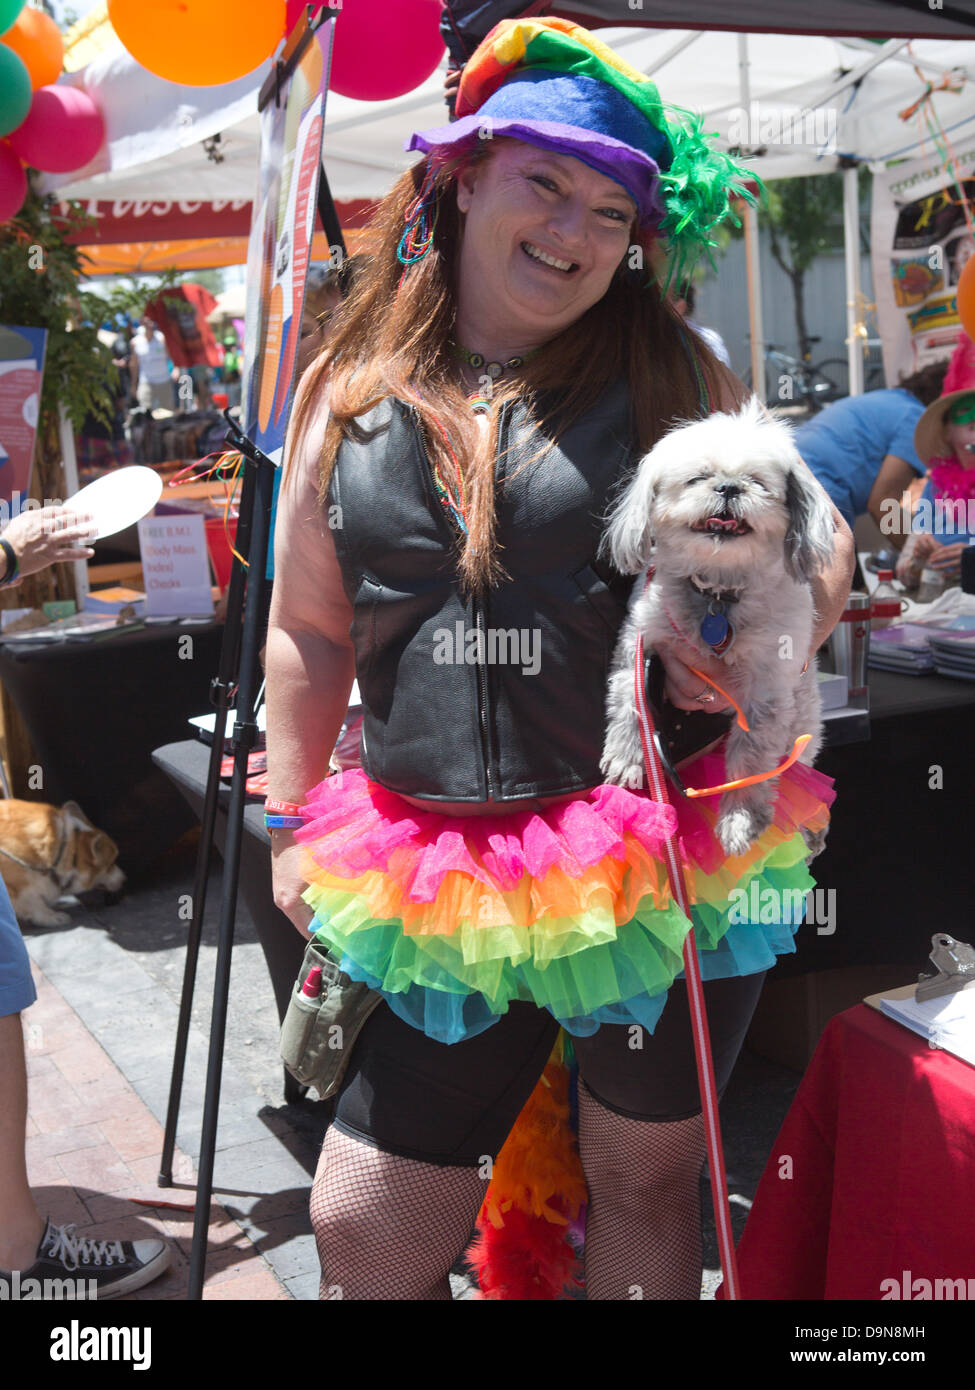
top-left (264, 798), bottom-right (304, 816)
top-left (0, 537), bottom-right (19, 587)
top-left (265, 814), bottom-right (306, 832)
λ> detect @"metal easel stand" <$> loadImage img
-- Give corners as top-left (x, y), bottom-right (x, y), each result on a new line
top-left (155, 414), bottom-right (275, 1301)
top-left (158, 4), bottom-right (346, 1299)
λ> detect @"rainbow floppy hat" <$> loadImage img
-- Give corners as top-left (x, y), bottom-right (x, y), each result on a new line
top-left (407, 17), bottom-right (757, 275)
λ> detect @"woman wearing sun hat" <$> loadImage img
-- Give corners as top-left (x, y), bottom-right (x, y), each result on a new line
top-left (898, 333), bottom-right (975, 589)
top-left (266, 17), bottom-right (853, 1300)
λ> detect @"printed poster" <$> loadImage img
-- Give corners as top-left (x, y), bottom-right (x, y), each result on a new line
top-left (241, 18), bottom-right (335, 465)
top-left (871, 146), bottom-right (975, 384)
top-left (0, 324), bottom-right (48, 514)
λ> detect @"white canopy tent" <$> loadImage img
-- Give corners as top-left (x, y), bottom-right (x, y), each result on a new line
top-left (43, 26), bottom-right (975, 394)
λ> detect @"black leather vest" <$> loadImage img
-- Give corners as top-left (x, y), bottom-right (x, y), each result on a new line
top-left (328, 380), bottom-right (641, 801)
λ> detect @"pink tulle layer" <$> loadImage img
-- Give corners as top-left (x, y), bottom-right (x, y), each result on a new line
top-left (296, 755), bottom-right (836, 907)
top-left (296, 773), bottom-right (678, 903)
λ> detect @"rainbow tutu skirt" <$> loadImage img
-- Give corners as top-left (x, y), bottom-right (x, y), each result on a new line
top-left (296, 755), bottom-right (835, 1045)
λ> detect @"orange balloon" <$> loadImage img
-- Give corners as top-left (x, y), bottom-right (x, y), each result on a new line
top-left (957, 255), bottom-right (975, 342)
top-left (3, 7), bottom-right (63, 88)
top-left (107, 0), bottom-right (285, 87)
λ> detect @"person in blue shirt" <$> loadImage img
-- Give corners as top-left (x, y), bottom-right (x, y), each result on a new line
top-left (793, 361), bottom-right (948, 540)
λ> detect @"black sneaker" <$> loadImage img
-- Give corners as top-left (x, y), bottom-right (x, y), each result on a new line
top-left (0, 1220), bottom-right (172, 1300)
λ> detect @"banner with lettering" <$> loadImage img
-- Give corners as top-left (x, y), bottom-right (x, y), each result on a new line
top-left (0, 325), bottom-right (48, 515)
top-left (871, 148), bottom-right (975, 385)
top-left (241, 19), bottom-right (335, 466)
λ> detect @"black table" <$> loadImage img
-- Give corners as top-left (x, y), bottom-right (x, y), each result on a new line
top-left (152, 739), bottom-right (308, 1103)
top-left (0, 621), bottom-right (225, 874)
top-left (782, 667), bottom-right (975, 976)
top-left (151, 738), bottom-right (306, 1030)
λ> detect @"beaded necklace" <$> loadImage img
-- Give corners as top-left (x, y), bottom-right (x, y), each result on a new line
top-left (415, 343), bottom-right (541, 532)
top-left (450, 340), bottom-right (540, 414)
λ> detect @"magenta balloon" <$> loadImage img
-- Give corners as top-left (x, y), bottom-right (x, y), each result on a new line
top-left (0, 140), bottom-right (26, 221)
top-left (329, 0), bottom-right (444, 101)
top-left (8, 84), bottom-right (104, 173)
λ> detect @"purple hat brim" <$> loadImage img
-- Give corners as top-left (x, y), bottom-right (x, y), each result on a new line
top-left (407, 115), bottom-right (664, 228)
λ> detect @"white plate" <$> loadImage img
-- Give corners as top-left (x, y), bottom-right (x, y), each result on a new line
top-left (64, 467), bottom-right (163, 541)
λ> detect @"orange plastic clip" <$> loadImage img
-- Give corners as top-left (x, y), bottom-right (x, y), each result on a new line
top-left (684, 734), bottom-right (813, 798)
top-left (685, 665), bottom-right (750, 732)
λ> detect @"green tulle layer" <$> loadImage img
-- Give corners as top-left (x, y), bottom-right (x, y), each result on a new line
top-left (305, 831), bottom-right (816, 1033)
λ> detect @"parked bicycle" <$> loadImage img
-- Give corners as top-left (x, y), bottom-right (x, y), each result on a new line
top-left (742, 337), bottom-right (849, 411)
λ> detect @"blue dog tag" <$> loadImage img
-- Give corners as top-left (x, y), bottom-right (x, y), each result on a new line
top-left (700, 611), bottom-right (730, 647)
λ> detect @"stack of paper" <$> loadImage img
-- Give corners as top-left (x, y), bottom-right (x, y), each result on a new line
top-left (868, 623), bottom-right (937, 673)
top-left (868, 614), bottom-right (975, 675)
top-left (878, 987), bottom-right (975, 1068)
top-left (925, 624), bottom-right (975, 680)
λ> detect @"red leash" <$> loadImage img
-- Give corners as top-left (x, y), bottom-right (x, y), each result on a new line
top-left (632, 631), bottom-right (743, 1301)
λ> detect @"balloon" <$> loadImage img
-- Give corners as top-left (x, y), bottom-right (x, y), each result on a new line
top-left (107, 0), bottom-right (285, 87)
top-left (3, 8), bottom-right (63, 88)
top-left (958, 257), bottom-right (975, 343)
top-left (0, 139), bottom-right (26, 221)
top-left (0, 43), bottom-right (31, 137)
top-left (8, 85), bottom-right (105, 173)
top-left (329, 0), bottom-right (444, 101)
top-left (284, 1), bottom-right (326, 35)
top-left (0, 0), bottom-right (24, 39)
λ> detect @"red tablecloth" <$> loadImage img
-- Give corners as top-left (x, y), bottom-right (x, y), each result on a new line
top-left (726, 1004), bottom-right (975, 1300)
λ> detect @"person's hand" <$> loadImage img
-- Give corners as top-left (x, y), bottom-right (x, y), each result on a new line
top-left (444, 67), bottom-right (462, 98)
top-left (927, 539), bottom-right (968, 576)
top-left (1, 506), bottom-right (97, 581)
top-left (270, 829), bottom-right (315, 937)
top-left (908, 531), bottom-right (940, 566)
top-left (656, 643), bottom-right (736, 715)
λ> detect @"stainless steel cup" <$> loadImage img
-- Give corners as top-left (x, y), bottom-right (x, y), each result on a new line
top-left (830, 593), bottom-right (870, 709)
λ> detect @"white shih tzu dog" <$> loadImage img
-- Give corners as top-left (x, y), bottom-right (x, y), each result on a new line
top-left (599, 397), bottom-right (835, 857)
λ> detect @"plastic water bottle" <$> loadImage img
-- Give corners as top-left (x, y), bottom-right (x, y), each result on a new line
top-left (916, 566), bottom-right (947, 605)
top-left (871, 570), bottom-right (905, 629)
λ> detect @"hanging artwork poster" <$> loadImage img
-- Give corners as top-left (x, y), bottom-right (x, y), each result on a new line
top-left (241, 17), bottom-right (336, 467)
top-left (871, 147), bottom-right (975, 384)
top-left (0, 324), bottom-right (48, 517)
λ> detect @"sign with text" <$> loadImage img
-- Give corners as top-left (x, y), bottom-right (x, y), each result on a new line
top-left (871, 147), bottom-right (975, 384)
top-left (0, 324), bottom-right (47, 513)
top-left (242, 17), bottom-right (334, 465)
top-left (137, 514), bottom-right (214, 617)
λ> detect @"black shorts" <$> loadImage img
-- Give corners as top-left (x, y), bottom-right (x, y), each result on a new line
top-left (331, 972), bottom-right (766, 1166)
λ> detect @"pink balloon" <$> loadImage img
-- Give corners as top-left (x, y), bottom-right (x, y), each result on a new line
top-left (8, 84), bottom-right (104, 173)
top-left (329, 0), bottom-right (444, 101)
top-left (0, 140), bottom-right (26, 221)
top-left (284, 0), bottom-right (326, 35)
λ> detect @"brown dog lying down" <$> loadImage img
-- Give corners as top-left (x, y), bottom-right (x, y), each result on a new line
top-left (0, 799), bottom-right (125, 926)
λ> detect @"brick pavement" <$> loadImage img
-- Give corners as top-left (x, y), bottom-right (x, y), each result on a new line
top-left (23, 954), bottom-right (311, 1301)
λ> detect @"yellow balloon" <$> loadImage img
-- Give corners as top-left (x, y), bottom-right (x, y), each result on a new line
top-left (107, 0), bottom-right (285, 87)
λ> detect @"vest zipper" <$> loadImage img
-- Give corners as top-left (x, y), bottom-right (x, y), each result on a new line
top-left (411, 401), bottom-right (504, 800)
top-left (472, 593), bottom-right (496, 798)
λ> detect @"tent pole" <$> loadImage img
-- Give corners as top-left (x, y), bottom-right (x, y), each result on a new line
top-left (843, 162), bottom-right (864, 396)
top-left (738, 34), bottom-right (765, 402)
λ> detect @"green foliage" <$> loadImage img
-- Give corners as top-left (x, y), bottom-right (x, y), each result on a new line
top-left (0, 189), bottom-right (176, 431)
top-left (764, 173), bottom-right (844, 273)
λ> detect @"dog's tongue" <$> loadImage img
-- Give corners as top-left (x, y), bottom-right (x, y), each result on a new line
top-left (706, 516), bottom-right (738, 532)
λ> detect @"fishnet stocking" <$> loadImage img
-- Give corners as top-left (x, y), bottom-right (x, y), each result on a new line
top-left (310, 1125), bottom-right (485, 1300)
top-left (578, 1085), bottom-right (707, 1301)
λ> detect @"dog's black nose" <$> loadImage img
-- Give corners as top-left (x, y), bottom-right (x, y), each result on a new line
top-left (714, 481), bottom-right (742, 498)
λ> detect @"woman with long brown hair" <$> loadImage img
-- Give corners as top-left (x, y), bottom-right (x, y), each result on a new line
top-left (267, 18), bottom-right (853, 1301)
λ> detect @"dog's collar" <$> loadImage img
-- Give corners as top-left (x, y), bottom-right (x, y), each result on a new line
top-left (0, 818), bottom-right (70, 886)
